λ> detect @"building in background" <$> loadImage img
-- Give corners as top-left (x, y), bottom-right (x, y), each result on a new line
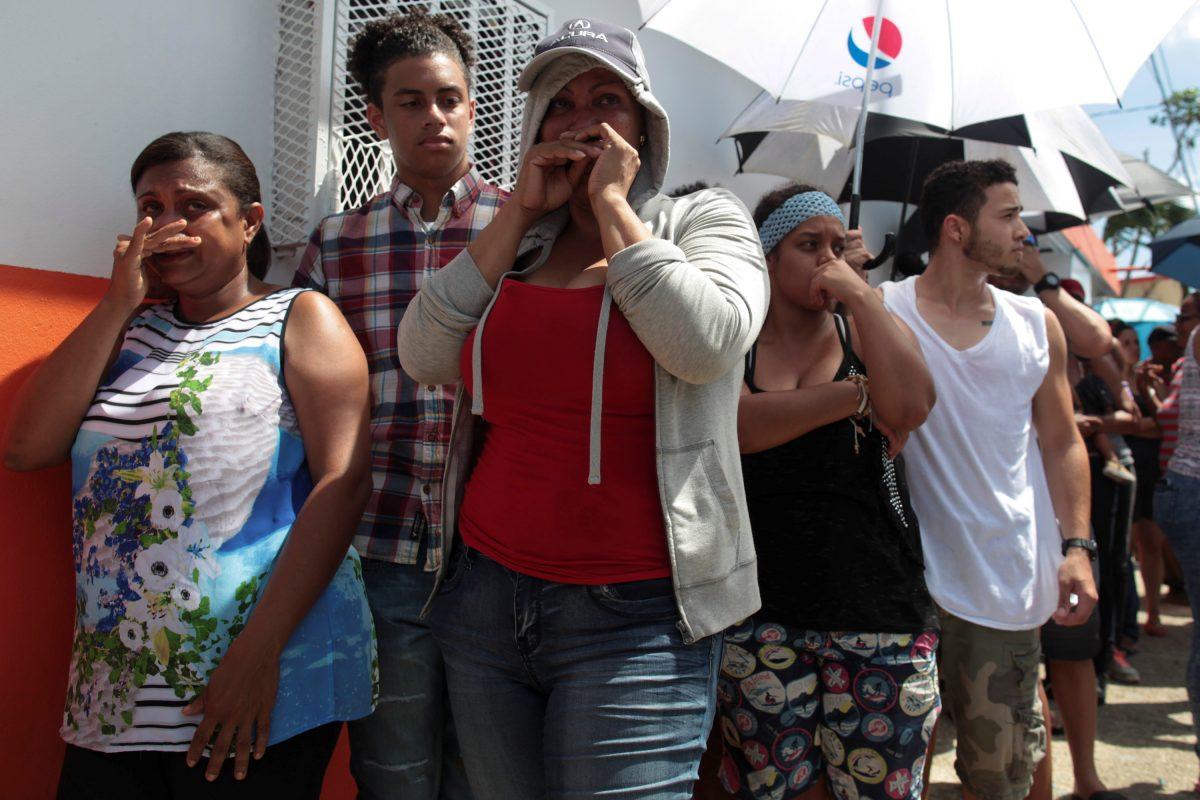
top-left (1117, 266), bottom-right (1190, 305)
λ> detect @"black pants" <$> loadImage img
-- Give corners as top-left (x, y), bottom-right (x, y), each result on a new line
top-left (56, 722), bottom-right (342, 800)
top-left (1090, 455), bottom-right (1134, 675)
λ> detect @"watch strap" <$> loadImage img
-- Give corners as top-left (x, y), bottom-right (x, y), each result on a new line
top-left (1033, 272), bottom-right (1060, 294)
top-left (1062, 537), bottom-right (1097, 560)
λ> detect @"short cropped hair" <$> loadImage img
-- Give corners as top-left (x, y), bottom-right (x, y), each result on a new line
top-left (920, 159), bottom-right (1018, 251)
top-left (348, 7), bottom-right (477, 106)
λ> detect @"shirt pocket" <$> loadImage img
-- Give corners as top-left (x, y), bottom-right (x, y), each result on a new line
top-left (657, 438), bottom-right (742, 587)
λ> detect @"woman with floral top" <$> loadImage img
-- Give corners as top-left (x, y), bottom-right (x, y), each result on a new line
top-left (5, 132), bottom-right (377, 797)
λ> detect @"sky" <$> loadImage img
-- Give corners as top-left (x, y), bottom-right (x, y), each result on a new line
top-left (1088, 2), bottom-right (1200, 265)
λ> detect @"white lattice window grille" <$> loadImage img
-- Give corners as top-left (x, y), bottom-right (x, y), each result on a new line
top-left (270, 0), bottom-right (550, 252)
top-left (271, 0), bottom-right (323, 250)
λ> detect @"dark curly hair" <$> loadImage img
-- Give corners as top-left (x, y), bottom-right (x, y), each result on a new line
top-left (130, 132), bottom-right (270, 279)
top-left (348, 7), bottom-right (477, 106)
top-left (920, 159), bottom-right (1018, 252)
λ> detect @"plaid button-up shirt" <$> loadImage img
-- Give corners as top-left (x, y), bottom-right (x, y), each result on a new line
top-left (293, 169), bottom-right (508, 569)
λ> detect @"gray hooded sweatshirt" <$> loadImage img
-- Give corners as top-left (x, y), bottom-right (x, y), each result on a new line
top-left (396, 52), bottom-right (768, 643)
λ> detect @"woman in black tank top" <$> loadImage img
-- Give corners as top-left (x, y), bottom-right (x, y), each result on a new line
top-left (714, 186), bottom-right (938, 800)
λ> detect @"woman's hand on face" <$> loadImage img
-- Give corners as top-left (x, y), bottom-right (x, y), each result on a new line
top-left (107, 218), bottom-right (200, 312)
top-left (808, 257), bottom-right (869, 308)
top-left (182, 635), bottom-right (280, 781)
top-left (573, 123), bottom-right (640, 206)
top-left (514, 138), bottom-right (604, 217)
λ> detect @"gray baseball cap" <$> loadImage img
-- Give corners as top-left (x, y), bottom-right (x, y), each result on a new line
top-left (518, 18), bottom-right (649, 92)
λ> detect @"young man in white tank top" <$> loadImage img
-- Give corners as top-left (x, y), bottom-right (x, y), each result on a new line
top-left (879, 160), bottom-right (1098, 800)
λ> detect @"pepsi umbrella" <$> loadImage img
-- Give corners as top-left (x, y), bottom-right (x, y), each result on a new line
top-left (1151, 217), bottom-right (1200, 288)
top-left (640, 0), bottom-right (1195, 224)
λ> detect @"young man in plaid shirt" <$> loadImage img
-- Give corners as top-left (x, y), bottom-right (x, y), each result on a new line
top-left (293, 10), bottom-right (506, 799)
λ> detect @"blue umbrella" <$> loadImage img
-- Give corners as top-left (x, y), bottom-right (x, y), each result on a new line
top-left (1151, 217), bottom-right (1200, 288)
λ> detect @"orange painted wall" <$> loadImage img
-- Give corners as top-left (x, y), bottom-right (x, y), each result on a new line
top-left (1060, 225), bottom-right (1122, 294)
top-left (0, 263), bottom-right (355, 799)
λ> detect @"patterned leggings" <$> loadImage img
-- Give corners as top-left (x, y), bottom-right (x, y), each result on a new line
top-left (715, 618), bottom-right (940, 800)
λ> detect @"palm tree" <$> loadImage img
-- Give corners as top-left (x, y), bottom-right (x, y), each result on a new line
top-left (1103, 201), bottom-right (1193, 286)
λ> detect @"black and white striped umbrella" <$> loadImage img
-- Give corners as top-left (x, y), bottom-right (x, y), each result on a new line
top-left (724, 96), bottom-right (1130, 223)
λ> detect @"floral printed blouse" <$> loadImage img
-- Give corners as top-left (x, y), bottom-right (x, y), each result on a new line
top-left (64, 288), bottom-right (376, 751)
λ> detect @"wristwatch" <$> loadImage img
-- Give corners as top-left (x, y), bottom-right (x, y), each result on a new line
top-left (1061, 537), bottom-right (1097, 561)
top-left (1033, 272), bottom-right (1061, 294)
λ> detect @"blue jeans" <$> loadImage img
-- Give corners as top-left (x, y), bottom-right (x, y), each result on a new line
top-left (430, 546), bottom-right (722, 800)
top-left (1155, 470), bottom-right (1200, 759)
top-left (349, 559), bottom-right (473, 800)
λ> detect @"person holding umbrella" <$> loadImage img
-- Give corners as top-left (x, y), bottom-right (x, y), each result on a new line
top-left (878, 159), bottom-right (1098, 800)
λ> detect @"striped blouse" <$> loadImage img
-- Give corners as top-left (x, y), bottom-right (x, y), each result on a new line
top-left (1160, 328), bottom-right (1200, 479)
top-left (63, 288), bottom-right (376, 752)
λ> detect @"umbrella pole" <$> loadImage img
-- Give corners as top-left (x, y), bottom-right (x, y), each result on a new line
top-left (891, 139), bottom-right (920, 280)
top-left (849, 0), bottom-right (887, 230)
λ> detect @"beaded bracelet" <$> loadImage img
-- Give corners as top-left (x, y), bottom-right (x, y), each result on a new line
top-left (844, 374), bottom-right (871, 455)
top-left (844, 373), bottom-right (870, 418)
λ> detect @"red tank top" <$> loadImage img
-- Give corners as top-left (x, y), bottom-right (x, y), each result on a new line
top-left (458, 278), bottom-right (669, 584)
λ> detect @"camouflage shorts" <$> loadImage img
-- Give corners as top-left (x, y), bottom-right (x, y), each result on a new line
top-left (938, 610), bottom-right (1046, 800)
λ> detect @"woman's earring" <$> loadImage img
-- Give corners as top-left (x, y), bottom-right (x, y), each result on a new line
top-left (639, 135), bottom-right (646, 146)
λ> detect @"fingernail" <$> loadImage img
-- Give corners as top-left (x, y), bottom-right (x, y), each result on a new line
top-left (186, 759), bottom-right (196, 768)
top-left (236, 771), bottom-right (245, 780)
top-left (207, 774), bottom-right (217, 782)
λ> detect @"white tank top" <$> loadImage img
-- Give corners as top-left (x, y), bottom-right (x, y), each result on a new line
top-left (881, 277), bottom-right (1063, 630)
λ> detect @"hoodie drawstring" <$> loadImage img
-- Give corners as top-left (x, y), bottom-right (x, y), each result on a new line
top-left (588, 286), bottom-right (613, 485)
top-left (468, 231), bottom-right (614, 489)
top-left (470, 284), bottom-right (505, 417)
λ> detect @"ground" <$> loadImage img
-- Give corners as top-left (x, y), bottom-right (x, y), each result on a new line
top-left (928, 599), bottom-right (1197, 799)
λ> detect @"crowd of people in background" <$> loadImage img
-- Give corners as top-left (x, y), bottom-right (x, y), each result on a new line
top-left (5, 9), bottom-right (1200, 800)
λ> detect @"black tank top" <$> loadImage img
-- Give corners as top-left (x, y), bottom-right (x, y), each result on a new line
top-left (742, 315), bottom-right (937, 633)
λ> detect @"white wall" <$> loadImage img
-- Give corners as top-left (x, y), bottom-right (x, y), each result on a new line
top-left (0, 0), bottom-right (902, 280)
top-left (0, 1), bottom-right (277, 278)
